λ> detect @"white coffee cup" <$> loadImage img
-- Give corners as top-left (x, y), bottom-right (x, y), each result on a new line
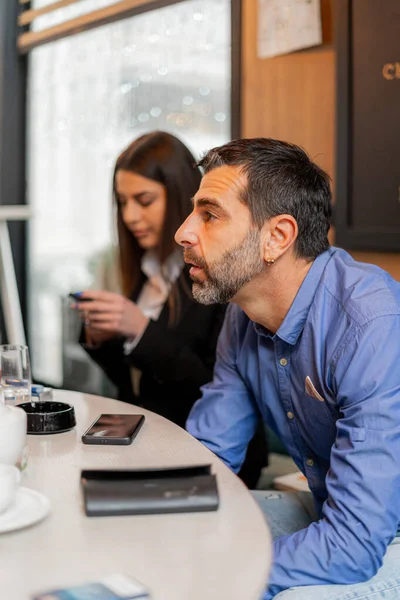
top-left (0, 403), bottom-right (27, 466)
top-left (0, 464), bottom-right (21, 513)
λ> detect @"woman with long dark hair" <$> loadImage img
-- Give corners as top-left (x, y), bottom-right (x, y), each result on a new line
top-left (74, 131), bottom-right (267, 487)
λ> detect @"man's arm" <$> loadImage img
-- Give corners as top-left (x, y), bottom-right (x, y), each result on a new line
top-left (267, 315), bottom-right (400, 599)
top-left (186, 304), bottom-right (259, 473)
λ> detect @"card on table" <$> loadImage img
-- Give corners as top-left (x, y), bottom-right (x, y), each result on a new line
top-left (32, 573), bottom-right (150, 600)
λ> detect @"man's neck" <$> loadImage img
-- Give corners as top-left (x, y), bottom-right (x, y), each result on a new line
top-left (234, 255), bottom-right (314, 334)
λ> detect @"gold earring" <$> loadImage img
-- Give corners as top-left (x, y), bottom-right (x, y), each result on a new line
top-left (266, 258), bottom-right (275, 266)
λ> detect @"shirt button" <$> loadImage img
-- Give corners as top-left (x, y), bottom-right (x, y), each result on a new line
top-left (287, 411), bottom-right (294, 420)
top-left (306, 458), bottom-right (314, 467)
top-left (280, 358), bottom-right (288, 366)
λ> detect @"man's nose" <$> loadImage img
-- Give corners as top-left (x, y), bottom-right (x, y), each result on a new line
top-left (175, 215), bottom-right (198, 247)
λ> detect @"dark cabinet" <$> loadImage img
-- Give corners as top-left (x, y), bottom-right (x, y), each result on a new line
top-left (335, 0), bottom-right (400, 250)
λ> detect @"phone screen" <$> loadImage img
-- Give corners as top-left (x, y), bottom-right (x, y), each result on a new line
top-left (84, 414), bottom-right (144, 440)
top-left (69, 292), bottom-right (93, 302)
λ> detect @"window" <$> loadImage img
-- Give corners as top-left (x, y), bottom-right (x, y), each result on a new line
top-left (27, 0), bottom-right (234, 388)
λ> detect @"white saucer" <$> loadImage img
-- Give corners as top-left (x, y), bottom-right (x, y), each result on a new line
top-left (0, 487), bottom-right (50, 533)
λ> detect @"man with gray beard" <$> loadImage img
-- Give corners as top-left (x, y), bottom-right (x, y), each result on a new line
top-left (175, 137), bottom-right (400, 600)
top-left (184, 228), bottom-right (263, 304)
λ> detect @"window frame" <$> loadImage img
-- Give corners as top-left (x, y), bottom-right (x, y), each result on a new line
top-left (0, 2), bottom-right (28, 343)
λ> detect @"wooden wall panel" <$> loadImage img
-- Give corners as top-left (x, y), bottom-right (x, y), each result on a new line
top-left (349, 251), bottom-right (400, 281)
top-left (241, 0), bottom-right (400, 280)
top-left (241, 0), bottom-right (335, 179)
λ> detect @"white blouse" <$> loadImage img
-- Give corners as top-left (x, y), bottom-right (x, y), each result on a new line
top-left (123, 248), bottom-right (184, 355)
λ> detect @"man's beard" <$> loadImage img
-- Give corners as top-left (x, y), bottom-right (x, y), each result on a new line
top-left (185, 229), bottom-right (264, 305)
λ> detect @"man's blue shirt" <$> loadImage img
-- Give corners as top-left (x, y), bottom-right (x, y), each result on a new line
top-left (186, 247), bottom-right (400, 598)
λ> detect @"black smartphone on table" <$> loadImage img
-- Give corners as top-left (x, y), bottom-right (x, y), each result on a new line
top-left (82, 414), bottom-right (145, 446)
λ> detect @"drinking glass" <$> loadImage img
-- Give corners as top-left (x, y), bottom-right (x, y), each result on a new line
top-left (0, 345), bottom-right (32, 404)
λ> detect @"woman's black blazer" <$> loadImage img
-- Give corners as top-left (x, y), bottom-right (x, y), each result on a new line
top-left (81, 265), bottom-right (226, 428)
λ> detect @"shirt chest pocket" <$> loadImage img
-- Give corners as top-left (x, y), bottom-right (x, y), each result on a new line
top-left (297, 392), bottom-right (338, 455)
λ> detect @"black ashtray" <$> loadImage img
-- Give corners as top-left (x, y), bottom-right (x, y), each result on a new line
top-left (18, 401), bottom-right (76, 434)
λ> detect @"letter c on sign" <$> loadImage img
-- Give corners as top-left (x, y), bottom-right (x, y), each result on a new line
top-left (382, 63), bottom-right (395, 80)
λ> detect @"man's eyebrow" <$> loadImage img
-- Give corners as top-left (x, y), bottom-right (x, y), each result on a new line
top-left (191, 196), bottom-right (228, 214)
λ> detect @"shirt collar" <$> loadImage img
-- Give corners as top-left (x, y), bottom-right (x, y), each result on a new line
top-left (271, 248), bottom-right (335, 346)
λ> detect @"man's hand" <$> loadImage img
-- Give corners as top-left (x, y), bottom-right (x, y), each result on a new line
top-left (75, 290), bottom-right (149, 339)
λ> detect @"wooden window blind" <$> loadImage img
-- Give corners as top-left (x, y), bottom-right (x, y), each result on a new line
top-left (17, 0), bottom-right (186, 53)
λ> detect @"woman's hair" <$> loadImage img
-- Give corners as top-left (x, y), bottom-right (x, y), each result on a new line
top-left (113, 131), bottom-right (201, 321)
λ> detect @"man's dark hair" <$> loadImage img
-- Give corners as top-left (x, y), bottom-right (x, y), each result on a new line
top-left (198, 138), bottom-right (332, 260)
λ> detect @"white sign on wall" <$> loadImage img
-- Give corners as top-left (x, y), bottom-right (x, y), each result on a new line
top-left (257, 0), bottom-right (323, 59)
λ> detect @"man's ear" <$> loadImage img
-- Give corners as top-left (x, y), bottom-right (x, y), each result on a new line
top-left (261, 215), bottom-right (298, 262)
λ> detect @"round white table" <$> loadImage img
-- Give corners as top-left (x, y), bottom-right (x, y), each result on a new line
top-left (2, 390), bottom-right (272, 599)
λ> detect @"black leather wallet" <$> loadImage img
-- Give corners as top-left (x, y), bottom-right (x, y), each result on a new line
top-left (81, 464), bottom-right (219, 517)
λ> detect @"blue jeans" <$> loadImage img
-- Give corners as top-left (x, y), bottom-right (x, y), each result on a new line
top-left (252, 490), bottom-right (400, 599)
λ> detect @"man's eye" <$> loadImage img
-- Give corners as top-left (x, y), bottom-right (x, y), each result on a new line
top-left (204, 211), bottom-right (215, 222)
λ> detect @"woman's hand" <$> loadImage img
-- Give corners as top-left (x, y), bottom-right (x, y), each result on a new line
top-left (83, 325), bottom-right (114, 347)
top-left (74, 291), bottom-right (149, 339)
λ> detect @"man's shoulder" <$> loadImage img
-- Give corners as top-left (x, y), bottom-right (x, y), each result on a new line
top-left (321, 248), bottom-right (400, 326)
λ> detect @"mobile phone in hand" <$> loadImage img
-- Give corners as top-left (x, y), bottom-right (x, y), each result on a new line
top-left (69, 292), bottom-right (93, 303)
